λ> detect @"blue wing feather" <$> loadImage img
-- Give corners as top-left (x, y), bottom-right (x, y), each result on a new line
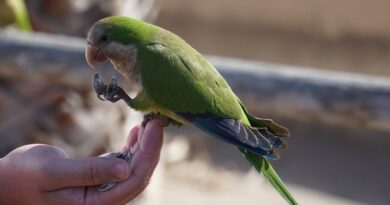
top-left (178, 113), bottom-right (285, 160)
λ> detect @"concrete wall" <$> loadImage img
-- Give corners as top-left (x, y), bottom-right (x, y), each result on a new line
top-left (155, 0), bottom-right (390, 76)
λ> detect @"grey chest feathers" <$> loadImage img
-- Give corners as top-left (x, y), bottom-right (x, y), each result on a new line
top-left (106, 42), bottom-right (141, 90)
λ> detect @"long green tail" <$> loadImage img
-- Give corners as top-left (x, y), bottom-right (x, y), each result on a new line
top-left (240, 148), bottom-right (298, 205)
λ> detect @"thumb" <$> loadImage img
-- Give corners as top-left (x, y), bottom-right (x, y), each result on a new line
top-left (43, 157), bottom-right (130, 190)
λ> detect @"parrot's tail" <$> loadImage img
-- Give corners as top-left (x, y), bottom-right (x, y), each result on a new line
top-left (240, 148), bottom-right (298, 205)
top-left (180, 103), bottom-right (297, 204)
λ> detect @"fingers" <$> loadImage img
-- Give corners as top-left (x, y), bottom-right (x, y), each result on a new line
top-left (42, 125), bottom-right (149, 190)
top-left (140, 121), bottom-right (163, 159)
top-left (97, 119), bottom-right (164, 204)
top-left (42, 157), bottom-right (131, 190)
top-left (122, 125), bottom-right (140, 152)
top-left (132, 120), bottom-right (163, 180)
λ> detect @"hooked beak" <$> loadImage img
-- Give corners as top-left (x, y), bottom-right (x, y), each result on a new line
top-left (85, 43), bottom-right (108, 68)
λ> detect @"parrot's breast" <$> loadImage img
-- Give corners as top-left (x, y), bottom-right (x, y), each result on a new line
top-left (106, 42), bottom-right (141, 90)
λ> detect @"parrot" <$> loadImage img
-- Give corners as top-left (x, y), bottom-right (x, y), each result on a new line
top-left (85, 16), bottom-right (298, 205)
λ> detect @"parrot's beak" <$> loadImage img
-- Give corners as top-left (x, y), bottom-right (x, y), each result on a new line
top-left (85, 44), bottom-right (108, 68)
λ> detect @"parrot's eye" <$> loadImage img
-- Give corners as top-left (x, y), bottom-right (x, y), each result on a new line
top-left (101, 35), bottom-right (108, 43)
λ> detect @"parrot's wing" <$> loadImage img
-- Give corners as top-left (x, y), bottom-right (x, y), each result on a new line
top-left (139, 42), bottom-right (284, 159)
top-left (178, 113), bottom-right (284, 159)
top-left (140, 42), bottom-right (244, 118)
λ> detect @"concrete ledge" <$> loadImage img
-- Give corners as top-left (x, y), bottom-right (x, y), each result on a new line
top-left (1, 31), bottom-right (390, 132)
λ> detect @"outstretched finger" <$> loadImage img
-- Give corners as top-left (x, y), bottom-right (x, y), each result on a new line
top-left (123, 125), bottom-right (140, 152)
top-left (42, 157), bottom-right (131, 190)
top-left (97, 119), bottom-right (164, 204)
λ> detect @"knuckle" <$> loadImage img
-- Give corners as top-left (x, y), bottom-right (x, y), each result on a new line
top-left (16, 144), bottom-right (67, 160)
top-left (86, 161), bottom-right (100, 184)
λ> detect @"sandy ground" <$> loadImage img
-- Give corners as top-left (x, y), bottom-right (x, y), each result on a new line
top-left (138, 163), bottom-right (366, 205)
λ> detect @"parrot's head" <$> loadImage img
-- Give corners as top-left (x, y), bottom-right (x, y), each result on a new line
top-left (85, 16), bottom-right (152, 70)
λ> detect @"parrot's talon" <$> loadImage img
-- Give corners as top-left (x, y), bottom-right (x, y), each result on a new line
top-left (109, 76), bottom-right (118, 89)
top-left (92, 73), bottom-right (132, 104)
top-left (97, 94), bottom-right (105, 101)
top-left (97, 182), bottom-right (116, 192)
top-left (97, 151), bottom-right (133, 192)
top-left (104, 86), bottom-right (126, 103)
top-left (93, 73), bottom-right (107, 96)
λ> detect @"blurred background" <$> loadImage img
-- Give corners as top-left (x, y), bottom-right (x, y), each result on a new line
top-left (0, 0), bottom-right (389, 204)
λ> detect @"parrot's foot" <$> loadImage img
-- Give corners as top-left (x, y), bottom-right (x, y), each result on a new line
top-left (93, 73), bottom-right (133, 106)
top-left (97, 151), bottom-right (133, 192)
top-left (142, 113), bottom-right (182, 128)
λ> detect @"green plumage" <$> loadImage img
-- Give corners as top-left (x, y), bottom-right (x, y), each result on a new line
top-left (139, 39), bottom-right (246, 119)
top-left (88, 16), bottom-right (298, 205)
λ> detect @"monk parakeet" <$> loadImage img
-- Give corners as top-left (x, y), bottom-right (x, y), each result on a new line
top-left (86, 16), bottom-right (297, 205)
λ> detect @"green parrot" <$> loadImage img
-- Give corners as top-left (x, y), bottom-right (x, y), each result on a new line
top-left (86, 16), bottom-right (298, 205)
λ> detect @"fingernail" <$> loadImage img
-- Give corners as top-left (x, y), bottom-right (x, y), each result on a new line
top-left (113, 163), bottom-right (129, 179)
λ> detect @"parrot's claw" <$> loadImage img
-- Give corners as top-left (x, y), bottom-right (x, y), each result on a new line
top-left (104, 86), bottom-right (126, 103)
top-left (93, 73), bottom-right (107, 101)
top-left (108, 76), bottom-right (118, 89)
top-left (97, 151), bottom-right (133, 192)
top-left (92, 73), bottom-right (133, 105)
top-left (97, 95), bottom-right (105, 101)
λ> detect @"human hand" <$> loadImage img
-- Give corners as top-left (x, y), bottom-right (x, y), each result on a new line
top-left (0, 120), bottom-right (164, 205)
